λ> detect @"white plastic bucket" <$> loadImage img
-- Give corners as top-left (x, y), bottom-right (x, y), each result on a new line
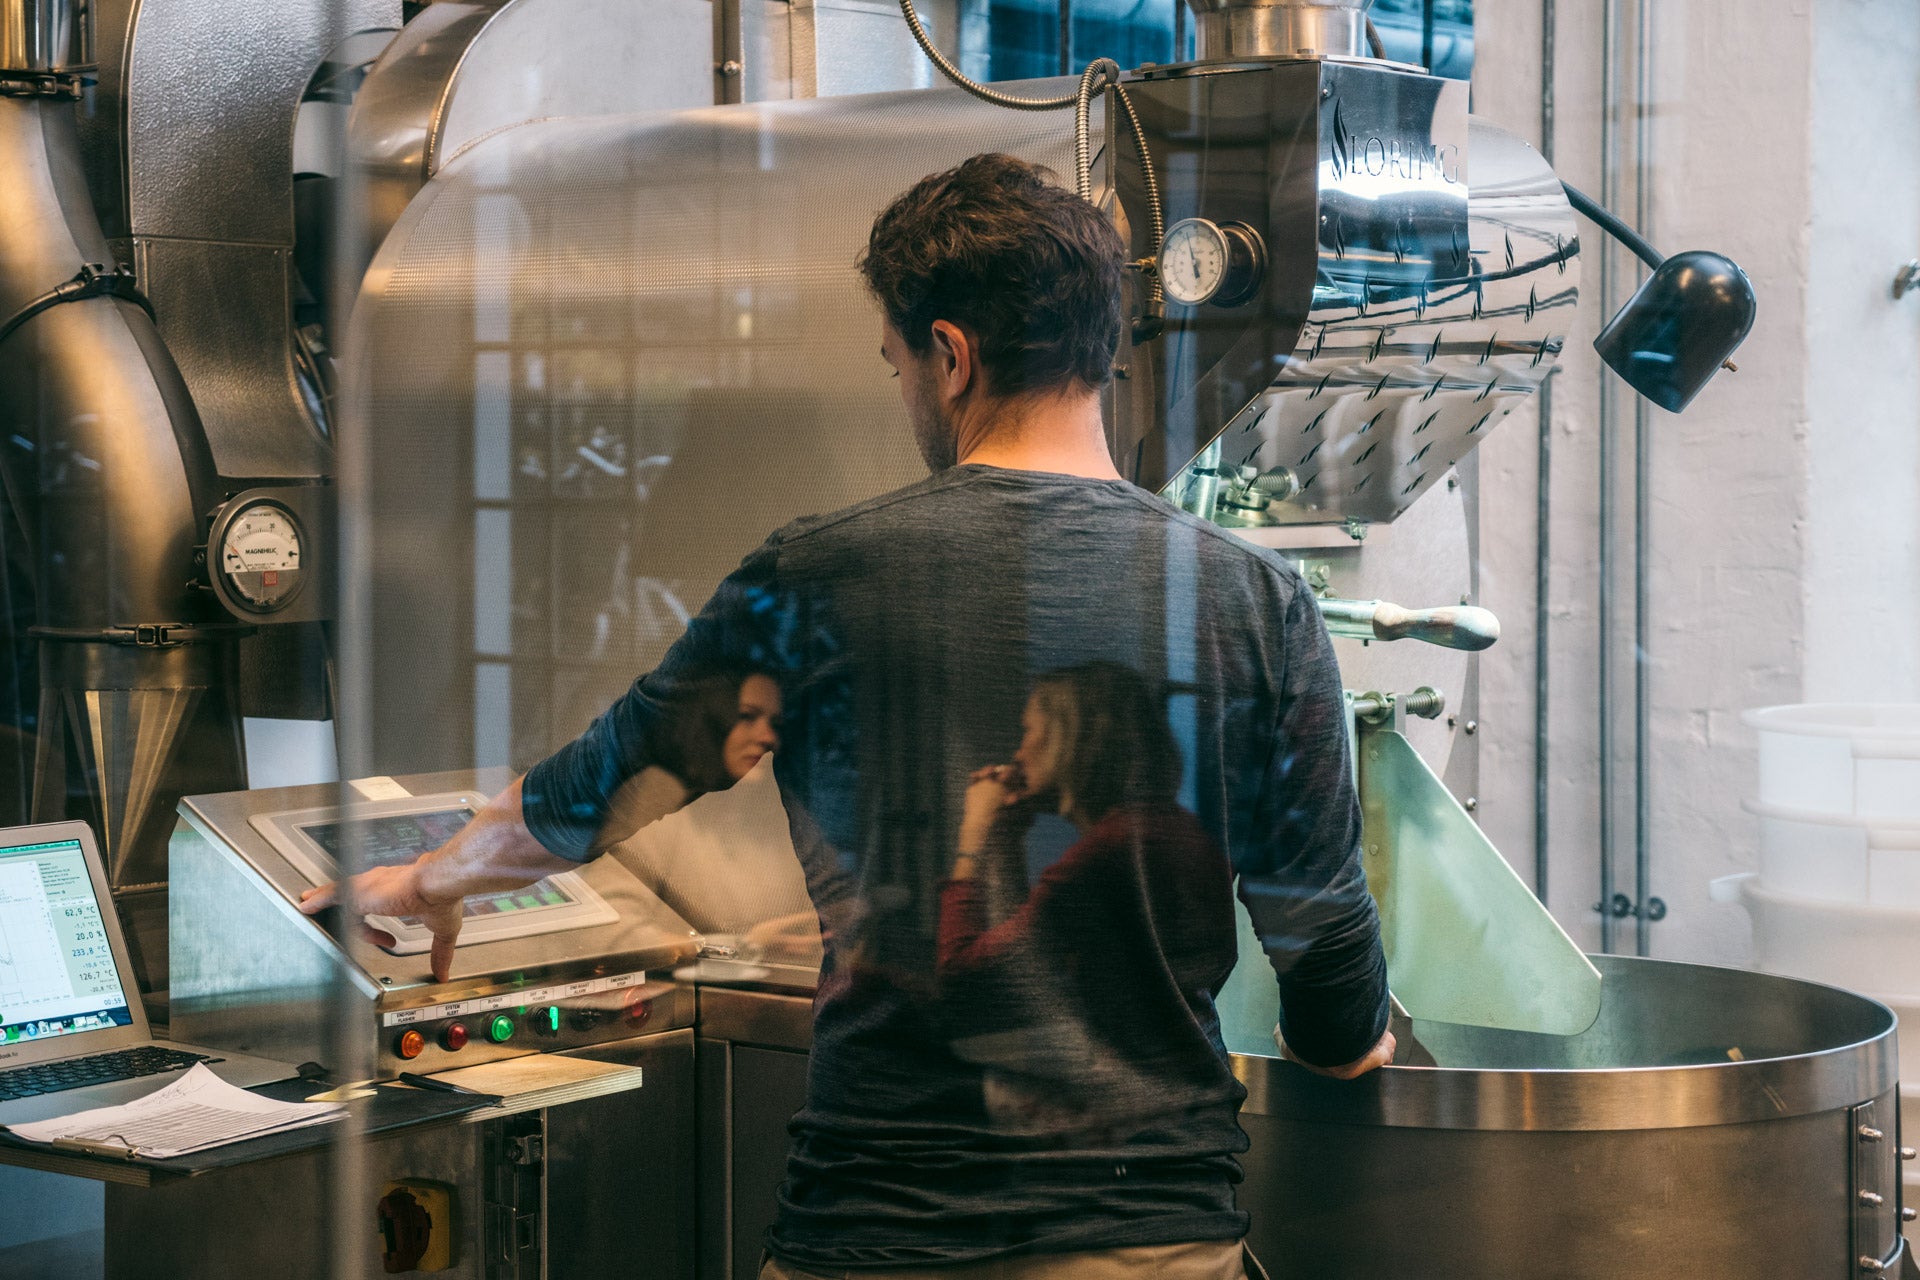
top-left (1718, 873), bottom-right (1920, 991)
top-left (1745, 704), bottom-right (1920, 820)
top-left (1741, 798), bottom-right (1920, 906)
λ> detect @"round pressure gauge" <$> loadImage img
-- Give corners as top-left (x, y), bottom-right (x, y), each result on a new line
top-left (1160, 218), bottom-right (1267, 308)
top-left (216, 500), bottom-right (306, 613)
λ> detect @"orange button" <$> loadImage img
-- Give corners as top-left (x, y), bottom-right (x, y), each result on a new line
top-left (396, 1029), bottom-right (426, 1060)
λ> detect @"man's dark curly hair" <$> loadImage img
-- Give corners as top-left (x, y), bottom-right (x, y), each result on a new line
top-left (858, 152), bottom-right (1126, 396)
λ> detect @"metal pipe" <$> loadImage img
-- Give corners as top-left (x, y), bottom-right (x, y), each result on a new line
top-left (0, 89), bottom-right (242, 871)
top-left (0, 0), bottom-right (92, 76)
top-left (1187, 438), bottom-right (1224, 520)
top-left (1632, 0), bottom-right (1653, 957)
top-left (1597, 0), bottom-right (1620, 953)
top-left (330, 137), bottom-right (374, 1280)
top-left (1534, 0), bottom-right (1555, 904)
top-left (325, 2), bottom-right (376, 1270)
top-left (0, 97), bottom-right (215, 635)
top-left (1182, 0), bottom-right (1376, 62)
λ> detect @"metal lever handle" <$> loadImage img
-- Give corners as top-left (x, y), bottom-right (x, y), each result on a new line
top-left (1317, 598), bottom-right (1502, 651)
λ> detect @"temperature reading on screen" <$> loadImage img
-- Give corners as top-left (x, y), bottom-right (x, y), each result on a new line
top-left (0, 840), bottom-right (134, 1044)
top-left (0, 861), bottom-right (74, 1010)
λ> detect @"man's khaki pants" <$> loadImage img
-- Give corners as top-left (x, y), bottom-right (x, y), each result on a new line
top-left (759, 1240), bottom-right (1270, 1280)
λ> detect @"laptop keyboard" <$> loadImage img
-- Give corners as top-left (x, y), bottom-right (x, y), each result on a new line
top-left (0, 1046), bottom-right (209, 1101)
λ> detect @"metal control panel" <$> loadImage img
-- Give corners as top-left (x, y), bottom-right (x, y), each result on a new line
top-left (168, 768), bottom-right (699, 1074)
top-left (379, 969), bottom-right (665, 1070)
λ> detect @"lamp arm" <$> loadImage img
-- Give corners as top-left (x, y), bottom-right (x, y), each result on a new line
top-left (1561, 181), bottom-right (1665, 274)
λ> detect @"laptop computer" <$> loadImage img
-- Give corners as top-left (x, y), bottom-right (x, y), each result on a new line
top-left (0, 820), bottom-right (298, 1128)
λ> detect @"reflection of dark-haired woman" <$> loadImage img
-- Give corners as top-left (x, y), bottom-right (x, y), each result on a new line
top-left (653, 667), bottom-right (784, 795)
top-left (599, 668), bottom-right (817, 956)
top-left (591, 667), bottom-right (782, 840)
top-left (939, 662), bottom-right (1238, 1129)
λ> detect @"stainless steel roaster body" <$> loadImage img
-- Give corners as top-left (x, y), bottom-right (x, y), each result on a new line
top-left (1232, 956), bottom-right (1906, 1278)
top-left (348, 57), bottom-right (1575, 771)
top-left (682, 956), bottom-right (1904, 1278)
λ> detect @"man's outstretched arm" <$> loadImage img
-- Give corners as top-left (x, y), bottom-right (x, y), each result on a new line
top-left (297, 778), bottom-right (578, 981)
top-left (298, 539), bottom-right (791, 980)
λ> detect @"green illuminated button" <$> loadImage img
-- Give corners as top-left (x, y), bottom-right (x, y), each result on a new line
top-left (488, 1015), bottom-right (515, 1043)
top-left (527, 1006), bottom-right (561, 1036)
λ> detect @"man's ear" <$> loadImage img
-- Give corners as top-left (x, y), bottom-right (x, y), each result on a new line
top-left (928, 319), bottom-right (975, 401)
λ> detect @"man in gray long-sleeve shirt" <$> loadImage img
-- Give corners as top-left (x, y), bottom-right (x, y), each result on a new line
top-left (304, 152), bottom-right (1392, 1279)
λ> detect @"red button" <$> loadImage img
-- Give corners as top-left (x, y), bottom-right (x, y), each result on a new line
top-left (396, 1029), bottom-right (426, 1060)
top-left (624, 996), bottom-right (652, 1028)
top-left (441, 1022), bottom-right (469, 1051)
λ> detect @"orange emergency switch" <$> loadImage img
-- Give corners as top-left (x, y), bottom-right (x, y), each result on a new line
top-left (377, 1179), bottom-right (455, 1272)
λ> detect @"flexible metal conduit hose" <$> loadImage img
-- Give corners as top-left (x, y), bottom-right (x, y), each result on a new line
top-left (896, 0), bottom-right (1165, 316)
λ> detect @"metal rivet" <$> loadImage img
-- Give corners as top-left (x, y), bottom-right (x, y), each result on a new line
top-left (718, 59), bottom-right (743, 77)
top-left (1860, 1191), bottom-right (1884, 1207)
top-left (1859, 1125), bottom-right (1885, 1142)
top-left (1859, 1259), bottom-right (1886, 1275)
top-left (1464, 797), bottom-right (1478, 812)
top-left (1464, 721), bottom-right (1478, 735)
top-left (1902, 1146), bottom-right (1917, 1161)
top-left (1903, 1207), bottom-right (1917, 1222)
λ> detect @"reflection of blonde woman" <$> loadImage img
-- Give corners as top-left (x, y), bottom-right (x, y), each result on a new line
top-left (938, 662), bottom-right (1238, 1126)
top-left (598, 669), bottom-right (817, 956)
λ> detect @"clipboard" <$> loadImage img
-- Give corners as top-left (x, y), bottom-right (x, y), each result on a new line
top-left (0, 1078), bottom-right (493, 1185)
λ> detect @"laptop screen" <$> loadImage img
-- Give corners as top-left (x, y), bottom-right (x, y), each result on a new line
top-left (0, 836), bottom-right (134, 1047)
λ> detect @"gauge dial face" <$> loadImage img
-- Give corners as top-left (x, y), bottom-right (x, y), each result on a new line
top-left (219, 502), bottom-right (304, 611)
top-left (1161, 218), bottom-right (1230, 305)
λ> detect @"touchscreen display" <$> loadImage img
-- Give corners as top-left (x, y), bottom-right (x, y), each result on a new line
top-left (298, 809), bottom-right (574, 923)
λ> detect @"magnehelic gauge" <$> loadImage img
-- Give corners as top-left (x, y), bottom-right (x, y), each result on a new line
top-left (1160, 218), bottom-right (1267, 308)
top-left (215, 500), bottom-right (306, 613)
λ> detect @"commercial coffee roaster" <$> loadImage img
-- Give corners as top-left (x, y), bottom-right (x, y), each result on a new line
top-left (8, 1), bottom-right (1887, 1277)
top-left (0, 0), bottom-right (1592, 980)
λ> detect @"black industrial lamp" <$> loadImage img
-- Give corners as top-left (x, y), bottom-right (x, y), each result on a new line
top-left (1563, 183), bottom-right (1757, 414)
